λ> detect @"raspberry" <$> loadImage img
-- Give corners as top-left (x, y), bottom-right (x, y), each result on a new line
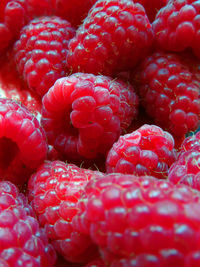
top-left (0, 0), bottom-right (97, 54)
top-left (153, 0), bottom-right (200, 58)
top-left (133, 51), bottom-right (200, 137)
top-left (0, 98), bottom-right (47, 185)
top-left (135, 0), bottom-right (167, 22)
top-left (177, 50), bottom-right (200, 84)
top-left (0, 180), bottom-right (56, 266)
top-left (72, 174), bottom-right (200, 266)
top-left (67, 0), bottom-right (153, 76)
top-left (180, 131), bottom-right (200, 153)
top-left (28, 160), bottom-right (105, 263)
top-left (0, 0), bottom-right (27, 52)
top-left (41, 73), bottom-right (138, 161)
top-left (168, 150), bottom-right (200, 191)
top-left (106, 124), bottom-right (177, 179)
top-left (14, 16), bottom-right (75, 96)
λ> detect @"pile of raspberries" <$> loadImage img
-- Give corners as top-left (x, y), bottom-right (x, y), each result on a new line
top-left (0, 0), bottom-right (200, 266)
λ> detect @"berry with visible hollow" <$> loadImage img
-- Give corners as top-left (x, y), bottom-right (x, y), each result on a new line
top-left (0, 98), bottom-right (47, 185)
top-left (41, 73), bottom-right (138, 161)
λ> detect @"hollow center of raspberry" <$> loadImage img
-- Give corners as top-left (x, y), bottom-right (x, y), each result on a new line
top-left (64, 110), bottom-right (79, 136)
top-left (0, 137), bottom-right (19, 169)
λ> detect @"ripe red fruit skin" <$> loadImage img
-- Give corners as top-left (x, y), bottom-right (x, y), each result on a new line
top-left (0, 0), bottom-right (28, 52)
top-left (14, 16), bottom-right (75, 96)
top-left (153, 0), bottom-right (200, 58)
top-left (28, 160), bottom-right (105, 263)
top-left (132, 51), bottom-right (200, 138)
top-left (168, 150), bottom-right (200, 191)
top-left (0, 98), bottom-right (47, 185)
top-left (72, 174), bottom-right (200, 266)
top-left (180, 131), bottom-right (200, 153)
top-left (0, 0), bottom-right (97, 55)
top-left (67, 0), bottom-right (154, 76)
top-left (106, 124), bottom-right (177, 179)
top-left (168, 130), bottom-right (200, 190)
top-left (0, 180), bottom-right (56, 266)
top-left (41, 73), bottom-right (138, 161)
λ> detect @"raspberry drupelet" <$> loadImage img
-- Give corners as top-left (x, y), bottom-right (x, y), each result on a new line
top-left (0, 0), bottom-right (95, 53)
top-left (168, 150), bottom-right (200, 191)
top-left (14, 16), bottom-right (75, 97)
top-left (72, 174), bottom-right (200, 266)
top-left (180, 131), bottom-right (200, 153)
top-left (0, 0), bottom-right (28, 52)
top-left (168, 127), bottom-right (200, 190)
top-left (0, 98), bottom-right (47, 185)
top-left (106, 124), bottom-right (177, 178)
top-left (28, 160), bottom-right (105, 263)
top-left (153, 0), bottom-right (200, 58)
top-left (41, 73), bottom-right (138, 161)
top-left (67, 0), bottom-right (154, 76)
top-left (132, 51), bottom-right (200, 138)
top-left (0, 180), bottom-right (56, 266)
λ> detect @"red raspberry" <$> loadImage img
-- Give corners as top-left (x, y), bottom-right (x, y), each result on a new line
top-left (0, 87), bottom-right (42, 121)
top-left (72, 174), bottom-right (200, 266)
top-left (153, 0), bottom-right (200, 58)
top-left (28, 160), bottom-right (105, 263)
top-left (0, 0), bottom-right (95, 53)
top-left (41, 73), bottom-right (138, 161)
top-left (133, 51), bottom-right (200, 137)
top-left (177, 50), bottom-right (200, 84)
top-left (0, 0), bottom-right (27, 52)
top-left (106, 124), bottom-right (177, 179)
top-left (168, 150), bottom-right (200, 191)
top-left (0, 180), bottom-right (56, 266)
top-left (14, 16), bottom-right (75, 96)
top-left (135, 0), bottom-right (167, 22)
top-left (180, 131), bottom-right (200, 153)
top-left (67, 0), bottom-right (153, 76)
top-left (0, 98), bottom-right (47, 185)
